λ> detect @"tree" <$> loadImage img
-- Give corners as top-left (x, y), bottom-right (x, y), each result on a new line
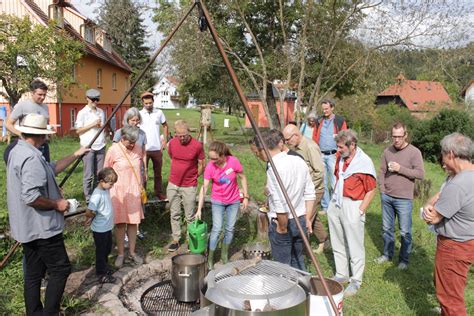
top-left (153, 0), bottom-right (472, 126)
top-left (96, 0), bottom-right (156, 107)
top-left (0, 14), bottom-right (83, 107)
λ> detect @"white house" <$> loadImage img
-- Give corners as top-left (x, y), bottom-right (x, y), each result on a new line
top-left (152, 76), bottom-right (197, 109)
top-left (461, 80), bottom-right (474, 110)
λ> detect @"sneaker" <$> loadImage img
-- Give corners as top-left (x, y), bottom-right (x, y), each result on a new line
top-left (129, 253), bottom-right (143, 265)
top-left (168, 241), bottom-right (180, 252)
top-left (344, 282), bottom-right (360, 297)
top-left (137, 231), bottom-right (145, 240)
top-left (397, 262), bottom-right (408, 270)
top-left (374, 255), bottom-right (390, 264)
top-left (98, 274), bottom-right (117, 284)
top-left (331, 276), bottom-right (350, 284)
top-left (114, 255), bottom-right (124, 268)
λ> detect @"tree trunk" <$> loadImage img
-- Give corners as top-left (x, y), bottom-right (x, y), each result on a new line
top-left (266, 82), bottom-right (280, 129)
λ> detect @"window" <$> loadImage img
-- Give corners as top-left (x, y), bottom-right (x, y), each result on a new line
top-left (48, 5), bottom-right (64, 27)
top-left (112, 73), bottom-right (117, 90)
top-left (70, 109), bottom-right (76, 129)
top-left (103, 37), bottom-right (112, 53)
top-left (95, 29), bottom-right (104, 46)
top-left (84, 26), bottom-right (94, 43)
top-left (97, 69), bottom-right (102, 87)
top-left (71, 64), bottom-right (77, 82)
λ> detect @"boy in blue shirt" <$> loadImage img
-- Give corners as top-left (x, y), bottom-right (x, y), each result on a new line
top-left (85, 167), bottom-right (118, 283)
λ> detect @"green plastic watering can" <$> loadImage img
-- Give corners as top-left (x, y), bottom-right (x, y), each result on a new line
top-left (187, 219), bottom-right (208, 254)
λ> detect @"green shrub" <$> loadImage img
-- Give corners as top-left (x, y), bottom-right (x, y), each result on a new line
top-left (411, 109), bottom-right (474, 162)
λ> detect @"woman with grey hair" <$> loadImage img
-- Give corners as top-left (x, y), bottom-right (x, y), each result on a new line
top-left (104, 125), bottom-right (145, 267)
top-left (300, 112), bottom-right (318, 139)
top-left (113, 107), bottom-right (147, 148)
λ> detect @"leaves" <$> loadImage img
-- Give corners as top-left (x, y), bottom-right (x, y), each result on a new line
top-left (0, 14), bottom-right (84, 106)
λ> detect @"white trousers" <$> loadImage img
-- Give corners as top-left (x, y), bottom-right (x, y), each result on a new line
top-left (328, 197), bottom-right (365, 285)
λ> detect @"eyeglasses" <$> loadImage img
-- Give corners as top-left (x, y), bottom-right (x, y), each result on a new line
top-left (284, 134), bottom-right (296, 142)
top-left (90, 98), bottom-right (100, 102)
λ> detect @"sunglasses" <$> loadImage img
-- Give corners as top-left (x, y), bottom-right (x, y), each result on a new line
top-left (90, 98), bottom-right (100, 102)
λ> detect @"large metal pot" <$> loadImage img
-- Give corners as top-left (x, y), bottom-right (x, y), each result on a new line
top-left (171, 253), bottom-right (207, 302)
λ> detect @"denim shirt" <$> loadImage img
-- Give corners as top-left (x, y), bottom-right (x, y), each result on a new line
top-left (319, 118), bottom-right (337, 152)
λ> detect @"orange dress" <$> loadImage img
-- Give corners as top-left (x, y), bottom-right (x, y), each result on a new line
top-left (104, 142), bottom-right (144, 224)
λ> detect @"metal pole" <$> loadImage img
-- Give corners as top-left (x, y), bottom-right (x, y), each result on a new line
top-left (198, 1), bottom-right (339, 314)
top-left (59, 2), bottom-right (197, 187)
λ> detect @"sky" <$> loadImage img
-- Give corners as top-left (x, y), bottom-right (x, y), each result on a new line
top-left (70, 0), bottom-right (162, 49)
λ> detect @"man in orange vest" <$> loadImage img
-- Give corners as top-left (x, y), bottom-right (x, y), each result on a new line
top-left (312, 99), bottom-right (347, 214)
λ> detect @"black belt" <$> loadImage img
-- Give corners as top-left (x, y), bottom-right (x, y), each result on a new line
top-left (321, 150), bottom-right (336, 155)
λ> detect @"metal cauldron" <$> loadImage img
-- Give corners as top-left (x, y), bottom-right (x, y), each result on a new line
top-left (171, 253), bottom-right (207, 302)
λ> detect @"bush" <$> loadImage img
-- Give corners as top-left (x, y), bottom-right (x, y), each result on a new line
top-left (373, 104), bottom-right (418, 143)
top-left (411, 109), bottom-right (474, 162)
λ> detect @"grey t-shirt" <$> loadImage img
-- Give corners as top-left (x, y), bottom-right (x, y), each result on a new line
top-left (10, 99), bottom-right (49, 121)
top-left (435, 170), bottom-right (474, 242)
top-left (7, 140), bottom-right (64, 243)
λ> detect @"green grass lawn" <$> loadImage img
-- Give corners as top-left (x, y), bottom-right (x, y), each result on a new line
top-left (0, 109), bottom-right (472, 315)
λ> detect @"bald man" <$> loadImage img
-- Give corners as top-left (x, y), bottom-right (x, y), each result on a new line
top-left (282, 124), bottom-right (330, 253)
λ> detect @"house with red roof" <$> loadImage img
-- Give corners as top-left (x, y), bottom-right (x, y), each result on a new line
top-left (375, 74), bottom-right (452, 119)
top-left (0, 0), bottom-right (132, 135)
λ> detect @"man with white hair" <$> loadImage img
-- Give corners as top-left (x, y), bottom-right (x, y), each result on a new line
top-left (328, 129), bottom-right (376, 297)
top-left (7, 113), bottom-right (88, 315)
top-left (423, 133), bottom-right (474, 316)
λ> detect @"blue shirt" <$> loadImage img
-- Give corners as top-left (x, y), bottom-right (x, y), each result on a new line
top-left (319, 118), bottom-right (337, 152)
top-left (7, 140), bottom-right (64, 243)
top-left (88, 188), bottom-right (114, 232)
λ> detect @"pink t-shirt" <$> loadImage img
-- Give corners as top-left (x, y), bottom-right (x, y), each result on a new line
top-left (204, 155), bottom-right (243, 204)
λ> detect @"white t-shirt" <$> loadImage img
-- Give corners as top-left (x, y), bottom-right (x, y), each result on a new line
top-left (139, 108), bottom-right (166, 151)
top-left (75, 105), bottom-right (106, 150)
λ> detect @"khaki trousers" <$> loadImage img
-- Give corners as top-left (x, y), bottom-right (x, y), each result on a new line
top-left (167, 183), bottom-right (197, 241)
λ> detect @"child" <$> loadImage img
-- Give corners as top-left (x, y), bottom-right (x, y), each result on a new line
top-left (85, 167), bottom-right (118, 283)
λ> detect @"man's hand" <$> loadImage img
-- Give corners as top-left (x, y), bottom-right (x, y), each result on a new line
top-left (389, 161), bottom-right (401, 172)
top-left (55, 199), bottom-right (69, 213)
top-left (74, 146), bottom-right (91, 158)
top-left (306, 218), bottom-right (313, 234)
top-left (423, 205), bottom-right (444, 225)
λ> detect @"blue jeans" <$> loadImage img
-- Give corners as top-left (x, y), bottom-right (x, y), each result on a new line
top-left (268, 216), bottom-right (307, 271)
top-left (209, 200), bottom-right (240, 250)
top-left (321, 154), bottom-right (336, 210)
top-left (381, 193), bottom-right (413, 264)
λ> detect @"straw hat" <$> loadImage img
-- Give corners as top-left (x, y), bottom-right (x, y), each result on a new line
top-left (16, 113), bottom-right (55, 135)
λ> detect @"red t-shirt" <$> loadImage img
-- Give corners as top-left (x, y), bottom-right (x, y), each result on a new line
top-left (168, 137), bottom-right (205, 187)
top-left (335, 156), bottom-right (376, 201)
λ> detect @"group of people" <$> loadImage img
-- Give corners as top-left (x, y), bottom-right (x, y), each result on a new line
top-left (4, 79), bottom-right (473, 315)
top-left (253, 99), bottom-right (472, 315)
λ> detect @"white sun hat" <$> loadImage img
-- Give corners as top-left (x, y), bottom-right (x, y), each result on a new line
top-left (16, 113), bottom-right (56, 135)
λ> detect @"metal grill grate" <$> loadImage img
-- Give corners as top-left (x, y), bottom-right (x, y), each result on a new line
top-left (212, 260), bottom-right (299, 296)
top-left (140, 280), bottom-right (201, 316)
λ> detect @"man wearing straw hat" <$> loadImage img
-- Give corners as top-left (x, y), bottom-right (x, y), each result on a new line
top-left (7, 113), bottom-right (89, 315)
